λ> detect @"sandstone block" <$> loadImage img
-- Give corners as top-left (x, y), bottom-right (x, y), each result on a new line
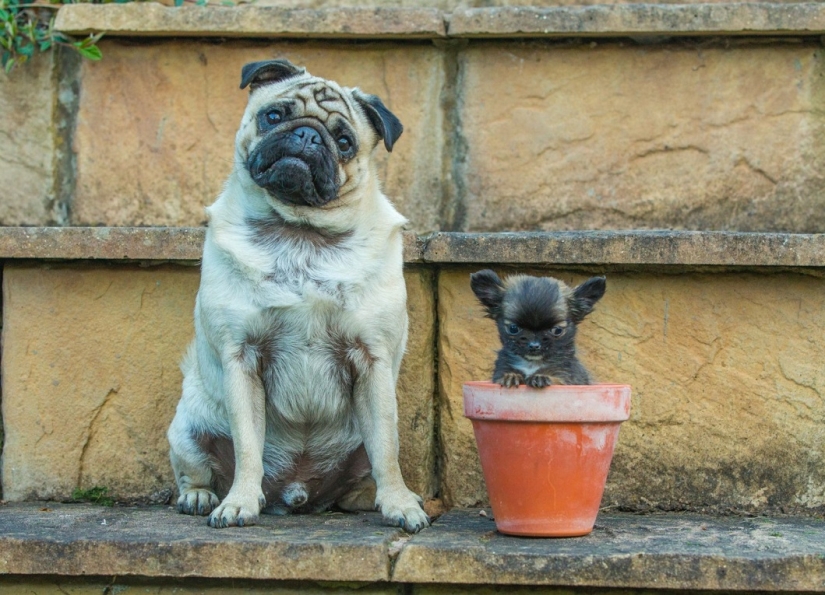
top-left (458, 43), bottom-right (825, 232)
top-left (1, 264), bottom-right (200, 501)
top-left (72, 40), bottom-right (445, 232)
top-left (0, 581), bottom-right (395, 595)
top-left (437, 268), bottom-right (825, 511)
top-left (449, 4), bottom-right (825, 37)
top-left (1, 265), bottom-right (435, 501)
top-left (55, 4), bottom-right (446, 38)
top-left (0, 53), bottom-right (56, 225)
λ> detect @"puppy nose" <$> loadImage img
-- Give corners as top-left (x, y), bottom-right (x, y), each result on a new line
top-left (528, 341), bottom-right (541, 351)
top-left (293, 126), bottom-right (322, 147)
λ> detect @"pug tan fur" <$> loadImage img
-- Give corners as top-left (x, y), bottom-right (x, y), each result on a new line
top-left (167, 60), bottom-right (429, 532)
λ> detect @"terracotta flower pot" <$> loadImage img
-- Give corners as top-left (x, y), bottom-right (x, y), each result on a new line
top-left (463, 381), bottom-right (631, 537)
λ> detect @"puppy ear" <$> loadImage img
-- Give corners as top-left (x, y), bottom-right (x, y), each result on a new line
top-left (240, 59), bottom-right (305, 91)
top-left (352, 89), bottom-right (403, 152)
top-left (470, 269), bottom-right (506, 319)
top-left (569, 276), bottom-right (606, 323)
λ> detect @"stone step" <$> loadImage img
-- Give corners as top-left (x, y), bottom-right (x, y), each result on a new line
top-left (2, 228), bottom-right (824, 515)
top-left (54, 3), bottom-right (825, 39)
top-left (3, 226), bottom-right (825, 267)
top-left (0, 503), bottom-right (823, 592)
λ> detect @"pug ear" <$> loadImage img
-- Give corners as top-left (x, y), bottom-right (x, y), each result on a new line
top-left (240, 59), bottom-right (305, 91)
top-left (352, 89), bottom-right (403, 152)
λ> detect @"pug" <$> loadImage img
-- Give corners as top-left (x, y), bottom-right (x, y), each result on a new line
top-left (166, 59), bottom-right (429, 533)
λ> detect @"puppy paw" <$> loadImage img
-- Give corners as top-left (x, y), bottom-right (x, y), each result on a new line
top-left (499, 372), bottom-right (524, 388)
top-left (177, 488), bottom-right (219, 516)
top-left (207, 491), bottom-right (266, 528)
top-left (528, 374), bottom-right (556, 388)
top-left (376, 486), bottom-right (430, 533)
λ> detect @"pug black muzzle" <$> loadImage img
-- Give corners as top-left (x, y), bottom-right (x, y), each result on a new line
top-left (247, 120), bottom-right (339, 207)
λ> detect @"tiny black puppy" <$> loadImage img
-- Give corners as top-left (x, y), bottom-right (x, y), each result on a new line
top-left (470, 270), bottom-right (606, 388)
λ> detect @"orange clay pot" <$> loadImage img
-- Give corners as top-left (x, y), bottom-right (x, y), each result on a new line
top-left (463, 381), bottom-right (631, 537)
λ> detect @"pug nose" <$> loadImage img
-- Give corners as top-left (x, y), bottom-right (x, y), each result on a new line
top-left (293, 126), bottom-right (322, 147)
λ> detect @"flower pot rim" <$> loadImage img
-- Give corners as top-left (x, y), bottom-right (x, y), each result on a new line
top-left (463, 381), bottom-right (631, 422)
top-left (463, 381), bottom-right (631, 390)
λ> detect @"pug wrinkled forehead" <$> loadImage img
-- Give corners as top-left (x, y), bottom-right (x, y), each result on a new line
top-left (236, 59), bottom-right (403, 209)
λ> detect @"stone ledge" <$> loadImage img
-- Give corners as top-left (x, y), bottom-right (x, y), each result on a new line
top-left (0, 503), bottom-right (400, 581)
top-left (2, 227), bottom-right (825, 268)
top-left (420, 230), bottom-right (825, 266)
top-left (54, 4), bottom-right (446, 38)
top-left (0, 227), bottom-right (205, 262)
top-left (0, 227), bottom-right (424, 262)
top-left (449, 3), bottom-right (825, 38)
top-left (1, 504), bottom-right (824, 591)
top-left (54, 3), bottom-right (825, 39)
top-left (394, 509), bottom-right (825, 590)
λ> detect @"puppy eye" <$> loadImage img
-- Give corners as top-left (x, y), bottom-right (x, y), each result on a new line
top-left (337, 135), bottom-right (353, 153)
top-left (506, 323), bottom-right (520, 335)
top-left (551, 326), bottom-right (565, 337)
top-left (265, 110), bottom-right (282, 126)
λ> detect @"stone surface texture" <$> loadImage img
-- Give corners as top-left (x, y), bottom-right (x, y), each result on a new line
top-left (0, 227), bottom-right (427, 262)
top-left (449, 4), bottom-right (825, 37)
top-left (1, 503), bottom-right (824, 591)
top-left (1, 264), bottom-right (200, 501)
top-left (1, 265), bottom-right (435, 501)
top-left (55, 3), bottom-right (825, 38)
top-left (420, 230), bottom-right (825, 266)
top-left (7, 228), bottom-right (825, 267)
top-left (0, 581), bottom-right (396, 595)
top-left (0, 227), bottom-right (206, 261)
top-left (0, 54), bottom-right (55, 226)
top-left (71, 40), bottom-right (445, 232)
top-left (458, 42), bottom-right (825, 233)
top-left (437, 267), bottom-right (825, 511)
top-left (394, 509), bottom-right (825, 590)
top-left (0, 503), bottom-right (401, 581)
top-left (55, 4), bottom-right (446, 37)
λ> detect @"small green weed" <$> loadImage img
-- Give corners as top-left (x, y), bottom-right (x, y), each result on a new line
top-left (72, 486), bottom-right (115, 506)
top-left (1, 0), bottom-right (237, 74)
top-left (0, 0), bottom-right (107, 73)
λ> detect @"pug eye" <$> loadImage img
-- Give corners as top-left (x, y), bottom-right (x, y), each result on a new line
top-left (264, 110), bottom-right (282, 126)
top-left (551, 326), bottom-right (565, 337)
top-left (506, 323), bottom-right (520, 335)
top-left (337, 135), bottom-right (353, 153)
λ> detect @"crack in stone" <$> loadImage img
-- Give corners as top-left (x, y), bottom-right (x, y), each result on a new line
top-left (77, 387), bottom-right (118, 488)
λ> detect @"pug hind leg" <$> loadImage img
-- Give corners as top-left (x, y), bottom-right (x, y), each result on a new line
top-left (169, 416), bottom-right (219, 516)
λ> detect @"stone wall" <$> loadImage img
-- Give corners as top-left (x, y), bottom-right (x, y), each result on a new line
top-left (3, 261), bottom-right (824, 514)
top-left (3, 37), bottom-right (825, 233)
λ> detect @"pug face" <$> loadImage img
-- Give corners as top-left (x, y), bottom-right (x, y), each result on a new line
top-left (235, 60), bottom-right (402, 209)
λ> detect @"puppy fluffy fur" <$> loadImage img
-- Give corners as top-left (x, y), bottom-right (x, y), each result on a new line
top-left (470, 270), bottom-right (606, 388)
top-left (167, 60), bottom-right (429, 532)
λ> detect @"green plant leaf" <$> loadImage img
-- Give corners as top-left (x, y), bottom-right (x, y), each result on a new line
top-left (73, 41), bottom-right (101, 60)
top-left (3, 56), bottom-right (14, 72)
